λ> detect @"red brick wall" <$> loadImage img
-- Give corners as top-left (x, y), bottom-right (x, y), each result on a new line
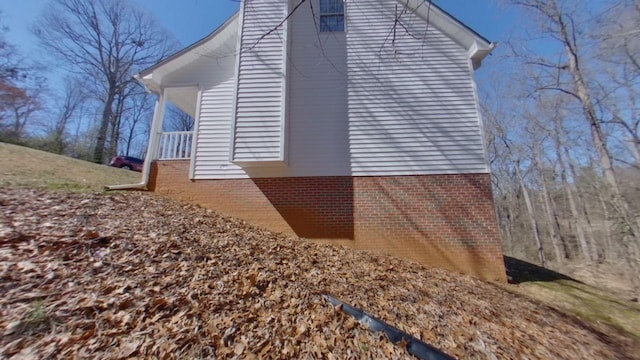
top-left (352, 175), bottom-right (505, 281)
top-left (148, 161), bottom-right (506, 281)
top-left (253, 177), bottom-right (354, 239)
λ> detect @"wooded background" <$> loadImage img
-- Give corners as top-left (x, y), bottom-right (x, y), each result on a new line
top-left (0, 0), bottom-right (638, 296)
top-left (482, 0), bottom-right (639, 298)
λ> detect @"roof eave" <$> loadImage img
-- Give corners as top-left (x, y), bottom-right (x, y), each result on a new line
top-left (135, 12), bottom-right (239, 81)
top-left (398, 0), bottom-right (495, 64)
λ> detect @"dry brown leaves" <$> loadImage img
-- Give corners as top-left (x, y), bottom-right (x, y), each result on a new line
top-left (0, 189), bottom-right (636, 359)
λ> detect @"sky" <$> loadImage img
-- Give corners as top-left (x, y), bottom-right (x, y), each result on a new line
top-left (2, 0), bottom-right (515, 58)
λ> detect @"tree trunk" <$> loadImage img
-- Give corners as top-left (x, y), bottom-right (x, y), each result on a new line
top-left (538, 169), bottom-right (565, 263)
top-left (93, 91), bottom-right (116, 164)
top-left (515, 164), bottom-right (546, 267)
top-left (108, 92), bottom-right (127, 159)
top-left (553, 127), bottom-right (592, 261)
top-left (563, 147), bottom-right (599, 260)
top-left (548, 181), bottom-right (571, 259)
top-left (109, 114), bottom-right (122, 160)
top-left (597, 189), bottom-right (614, 260)
top-left (501, 195), bottom-right (515, 256)
top-left (532, 143), bottom-right (564, 262)
top-left (125, 124), bottom-right (136, 156)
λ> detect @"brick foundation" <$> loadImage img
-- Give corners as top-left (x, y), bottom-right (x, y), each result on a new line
top-left (148, 160), bottom-right (506, 281)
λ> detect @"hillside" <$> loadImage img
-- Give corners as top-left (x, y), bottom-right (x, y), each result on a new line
top-left (0, 142), bottom-right (139, 192)
top-left (1, 189), bottom-right (638, 359)
top-left (0, 143), bottom-right (639, 358)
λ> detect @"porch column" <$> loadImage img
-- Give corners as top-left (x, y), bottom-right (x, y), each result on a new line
top-left (149, 89), bottom-right (167, 161)
top-left (140, 89), bottom-right (167, 179)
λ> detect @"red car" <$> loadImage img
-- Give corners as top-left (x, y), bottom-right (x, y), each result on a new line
top-left (109, 156), bottom-right (144, 172)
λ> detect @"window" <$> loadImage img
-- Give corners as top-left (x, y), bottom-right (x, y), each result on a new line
top-left (319, 0), bottom-right (344, 32)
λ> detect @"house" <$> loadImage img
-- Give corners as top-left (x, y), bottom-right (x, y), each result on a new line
top-left (127, 0), bottom-right (506, 281)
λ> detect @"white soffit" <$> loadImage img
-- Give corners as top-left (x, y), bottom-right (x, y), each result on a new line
top-left (165, 87), bottom-right (199, 118)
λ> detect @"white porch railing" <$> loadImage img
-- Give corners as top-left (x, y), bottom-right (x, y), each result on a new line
top-left (157, 131), bottom-right (193, 160)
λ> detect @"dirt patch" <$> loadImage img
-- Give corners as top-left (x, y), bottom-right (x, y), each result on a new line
top-left (1, 189), bottom-right (637, 359)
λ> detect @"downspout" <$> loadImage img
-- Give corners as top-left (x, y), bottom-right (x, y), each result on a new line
top-left (106, 86), bottom-right (166, 191)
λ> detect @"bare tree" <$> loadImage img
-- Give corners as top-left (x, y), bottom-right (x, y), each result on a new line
top-left (33, 0), bottom-right (177, 163)
top-left (510, 0), bottom-right (639, 238)
top-left (120, 86), bottom-right (154, 157)
top-left (46, 78), bottom-right (85, 154)
top-left (0, 14), bottom-right (42, 141)
top-left (0, 74), bottom-right (45, 142)
top-left (480, 0), bottom-right (640, 296)
top-left (596, 1), bottom-right (640, 165)
top-left (0, 14), bottom-right (24, 86)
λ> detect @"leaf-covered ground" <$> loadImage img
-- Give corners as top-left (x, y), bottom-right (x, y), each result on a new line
top-left (0, 189), bottom-right (637, 359)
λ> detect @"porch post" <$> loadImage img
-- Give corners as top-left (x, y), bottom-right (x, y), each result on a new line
top-left (149, 89), bottom-right (167, 161)
top-left (140, 89), bottom-right (167, 180)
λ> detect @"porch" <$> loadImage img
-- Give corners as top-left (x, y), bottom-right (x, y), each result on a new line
top-left (143, 85), bottom-right (199, 171)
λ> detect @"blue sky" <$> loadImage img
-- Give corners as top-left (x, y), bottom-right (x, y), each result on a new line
top-left (2, 0), bottom-right (514, 57)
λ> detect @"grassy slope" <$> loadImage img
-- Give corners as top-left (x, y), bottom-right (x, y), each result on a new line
top-left (519, 280), bottom-right (640, 338)
top-left (505, 257), bottom-right (640, 341)
top-left (1, 141), bottom-right (638, 347)
top-left (0, 142), bottom-right (140, 192)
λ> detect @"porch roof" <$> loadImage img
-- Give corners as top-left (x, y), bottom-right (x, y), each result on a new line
top-left (135, 12), bottom-right (239, 116)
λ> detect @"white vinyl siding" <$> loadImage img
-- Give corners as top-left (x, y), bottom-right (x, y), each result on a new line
top-left (281, 0), bottom-right (350, 177)
top-left (193, 78), bottom-right (248, 179)
top-left (231, 0), bottom-right (287, 163)
top-left (346, 0), bottom-right (489, 175)
top-left (190, 0), bottom-right (489, 179)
